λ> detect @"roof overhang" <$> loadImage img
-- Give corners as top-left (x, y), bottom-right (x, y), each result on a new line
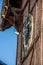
top-left (0, 0), bottom-right (23, 32)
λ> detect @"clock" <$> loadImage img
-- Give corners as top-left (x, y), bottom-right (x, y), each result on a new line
top-left (22, 13), bottom-right (34, 59)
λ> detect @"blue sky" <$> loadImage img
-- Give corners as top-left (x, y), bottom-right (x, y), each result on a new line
top-left (0, 0), bottom-right (3, 13)
top-left (0, 0), bottom-right (17, 65)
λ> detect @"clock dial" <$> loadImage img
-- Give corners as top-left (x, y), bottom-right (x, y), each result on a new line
top-left (22, 13), bottom-right (34, 58)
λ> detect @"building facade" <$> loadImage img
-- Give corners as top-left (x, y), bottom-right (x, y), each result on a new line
top-left (16, 0), bottom-right (43, 65)
top-left (0, 0), bottom-right (43, 65)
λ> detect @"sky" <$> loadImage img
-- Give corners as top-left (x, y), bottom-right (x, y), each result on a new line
top-left (0, 0), bottom-right (17, 65)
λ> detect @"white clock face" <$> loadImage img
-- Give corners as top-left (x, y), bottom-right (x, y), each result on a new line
top-left (22, 13), bottom-right (34, 58)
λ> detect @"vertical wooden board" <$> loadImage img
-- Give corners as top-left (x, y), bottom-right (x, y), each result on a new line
top-left (30, 0), bottom-right (36, 65)
top-left (36, 38), bottom-right (41, 65)
top-left (16, 33), bottom-right (22, 65)
top-left (35, 0), bottom-right (42, 65)
top-left (41, 0), bottom-right (43, 65)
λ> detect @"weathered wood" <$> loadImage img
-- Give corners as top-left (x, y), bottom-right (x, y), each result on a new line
top-left (16, 0), bottom-right (42, 65)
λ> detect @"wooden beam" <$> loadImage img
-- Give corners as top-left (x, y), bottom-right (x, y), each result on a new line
top-left (4, 6), bottom-right (8, 10)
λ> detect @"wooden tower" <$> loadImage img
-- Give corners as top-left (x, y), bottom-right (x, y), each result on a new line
top-left (0, 0), bottom-right (43, 65)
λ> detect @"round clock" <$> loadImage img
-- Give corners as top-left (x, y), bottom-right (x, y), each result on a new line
top-left (22, 13), bottom-right (34, 58)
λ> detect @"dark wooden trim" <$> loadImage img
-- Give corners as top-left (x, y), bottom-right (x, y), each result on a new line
top-left (28, 0), bottom-right (30, 13)
top-left (22, 0), bottom-right (30, 13)
top-left (30, 0), bottom-right (38, 13)
top-left (22, 0), bottom-right (38, 14)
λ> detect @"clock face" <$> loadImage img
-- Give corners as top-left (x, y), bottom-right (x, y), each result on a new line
top-left (22, 13), bottom-right (34, 59)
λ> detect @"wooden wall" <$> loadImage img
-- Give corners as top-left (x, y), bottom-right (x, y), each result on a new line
top-left (16, 0), bottom-right (43, 65)
top-left (41, 0), bottom-right (43, 64)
